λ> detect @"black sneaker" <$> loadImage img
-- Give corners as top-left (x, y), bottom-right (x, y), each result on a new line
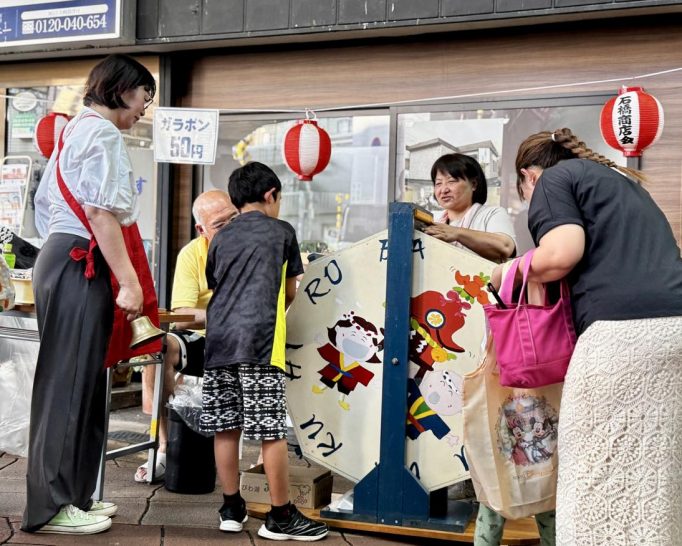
top-left (219, 498), bottom-right (248, 532)
top-left (258, 504), bottom-right (328, 541)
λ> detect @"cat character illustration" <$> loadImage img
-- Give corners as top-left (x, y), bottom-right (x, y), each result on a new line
top-left (313, 311), bottom-right (384, 411)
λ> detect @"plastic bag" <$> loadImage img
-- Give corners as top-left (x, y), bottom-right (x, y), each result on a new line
top-left (167, 376), bottom-right (212, 438)
top-left (0, 351), bottom-right (37, 456)
top-left (0, 258), bottom-right (15, 311)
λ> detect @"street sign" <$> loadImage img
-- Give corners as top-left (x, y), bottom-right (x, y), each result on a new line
top-left (0, 1), bottom-right (121, 48)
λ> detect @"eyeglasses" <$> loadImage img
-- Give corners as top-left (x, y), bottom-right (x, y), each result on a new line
top-left (144, 97), bottom-right (154, 110)
top-left (201, 215), bottom-right (237, 234)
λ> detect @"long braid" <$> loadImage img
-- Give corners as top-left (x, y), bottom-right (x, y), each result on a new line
top-left (551, 128), bottom-right (646, 184)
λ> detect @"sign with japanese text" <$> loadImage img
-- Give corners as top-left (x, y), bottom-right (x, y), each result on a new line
top-left (0, 157), bottom-right (32, 235)
top-left (0, 0), bottom-right (121, 48)
top-left (615, 95), bottom-right (634, 146)
top-left (153, 108), bottom-right (219, 165)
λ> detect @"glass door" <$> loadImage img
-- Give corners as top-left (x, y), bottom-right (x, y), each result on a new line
top-left (205, 112), bottom-right (391, 252)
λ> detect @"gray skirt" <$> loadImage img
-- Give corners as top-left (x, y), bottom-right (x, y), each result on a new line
top-left (556, 317), bottom-right (682, 546)
top-left (21, 233), bottom-right (113, 532)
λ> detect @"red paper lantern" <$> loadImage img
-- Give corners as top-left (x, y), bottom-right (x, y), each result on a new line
top-left (283, 118), bottom-right (332, 181)
top-left (34, 112), bottom-right (71, 158)
top-left (600, 86), bottom-right (664, 157)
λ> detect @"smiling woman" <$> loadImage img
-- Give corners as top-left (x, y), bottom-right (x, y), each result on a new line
top-left (423, 153), bottom-right (516, 263)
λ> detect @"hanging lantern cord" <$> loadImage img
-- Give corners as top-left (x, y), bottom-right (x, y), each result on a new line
top-left (305, 108), bottom-right (317, 121)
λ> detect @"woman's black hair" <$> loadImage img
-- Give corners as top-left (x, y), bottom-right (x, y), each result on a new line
top-left (430, 153), bottom-right (488, 205)
top-left (83, 54), bottom-right (156, 109)
top-left (228, 161), bottom-right (282, 209)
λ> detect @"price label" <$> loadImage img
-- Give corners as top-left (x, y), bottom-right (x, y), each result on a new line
top-left (153, 108), bottom-right (219, 165)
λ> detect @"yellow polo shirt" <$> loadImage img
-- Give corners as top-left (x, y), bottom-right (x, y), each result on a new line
top-left (170, 237), bottom-right (212, 336)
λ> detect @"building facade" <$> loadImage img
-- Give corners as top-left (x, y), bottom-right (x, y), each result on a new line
top-left (2, 0), bottom-right (681, 302)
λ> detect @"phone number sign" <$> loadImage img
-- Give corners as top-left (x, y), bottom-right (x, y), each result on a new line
top-left (0, 1), bottom-right (120, 48)
top-left (154, 108), bottom-right (220, 166)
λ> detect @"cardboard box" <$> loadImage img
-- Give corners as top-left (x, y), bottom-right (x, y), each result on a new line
top-left (240, 464), bottom-right (333, 508)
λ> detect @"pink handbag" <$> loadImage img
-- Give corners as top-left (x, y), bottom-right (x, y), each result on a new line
top-left (483, 249), bottom-right (576, 388)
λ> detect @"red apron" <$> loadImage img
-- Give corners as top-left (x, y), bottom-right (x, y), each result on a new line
top-left (55, 114), bottom-right (162, 367)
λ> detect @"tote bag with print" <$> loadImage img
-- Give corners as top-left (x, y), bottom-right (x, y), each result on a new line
top-left (463, 264), bottom-right (562, 519)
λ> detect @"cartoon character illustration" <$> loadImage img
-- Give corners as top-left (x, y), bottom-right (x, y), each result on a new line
top-left (510, 422), bottom-right (531, 466)
top-left (312, 311), bottom-right (384, 411)
top-left (293, 485), bottom-right (312, 506)
top-left (527, 418), bottom-right (554, 463)
top-left (496, 394), bottom-right (559, 467)
top-left (452, 271), bottom-right (490, 305)
top-left (408, 290), bottom-right (471, 383)
top-left (406, 369), bottom-right (462, 445)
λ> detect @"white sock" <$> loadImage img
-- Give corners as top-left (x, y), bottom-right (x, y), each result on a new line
top-left (156, 452), bottom-right (166, 467)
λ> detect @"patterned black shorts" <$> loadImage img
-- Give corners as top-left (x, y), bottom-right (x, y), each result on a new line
top-left (199, 364), bottom-right (287, 440)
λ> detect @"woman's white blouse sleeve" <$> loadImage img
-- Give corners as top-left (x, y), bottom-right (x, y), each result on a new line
top-left (69, 122), bottom-right (138, 226)
top-left (33, 157), bottom-right (52, 238)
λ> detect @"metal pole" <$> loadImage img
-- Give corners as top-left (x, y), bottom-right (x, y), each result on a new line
top-left (146, 353), bottom-right (164, 482)
top-left (93, 367), bottom-right (113, 501)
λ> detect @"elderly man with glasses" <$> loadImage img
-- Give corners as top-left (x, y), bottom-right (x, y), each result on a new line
top-left (135, 189), bottom-right (238, 482)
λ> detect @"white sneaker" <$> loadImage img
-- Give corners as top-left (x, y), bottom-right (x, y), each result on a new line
top-left (89, 500), bottom-right (118, 517)
top-left (36, 504), bottom-right (112, 535)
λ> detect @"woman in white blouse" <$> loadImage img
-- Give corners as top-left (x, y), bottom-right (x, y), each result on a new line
top-left (23, 55), bottom-right (156, 536)
top-left (423, 153), bottom-right (516, 262)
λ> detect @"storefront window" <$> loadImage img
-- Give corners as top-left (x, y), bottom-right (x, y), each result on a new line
top-left (3, 85), bottom-right (158, 270)
top-left (204, 113), bottom-right (390, 252)
top-left (395, 102), bottom-right (625, 254)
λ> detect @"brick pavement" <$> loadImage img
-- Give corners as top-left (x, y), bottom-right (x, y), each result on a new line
top-left (0, 445), bottom-right (453, 546)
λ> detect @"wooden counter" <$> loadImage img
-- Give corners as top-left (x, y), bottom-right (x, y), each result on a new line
top-left (8, 304), bottom-right (194, 325)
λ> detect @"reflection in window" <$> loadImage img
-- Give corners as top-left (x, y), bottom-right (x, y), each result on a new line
top-left (396, 105), bottom-right (625, 254)
top-left (205, 114), bottom-right (390, 252)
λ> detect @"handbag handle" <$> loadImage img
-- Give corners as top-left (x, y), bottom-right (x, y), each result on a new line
top-left (498, 248), bottom-right (536, 305)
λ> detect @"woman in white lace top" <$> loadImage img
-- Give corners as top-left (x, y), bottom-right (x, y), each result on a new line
top-left (509, 128), bottom-right (682, 545)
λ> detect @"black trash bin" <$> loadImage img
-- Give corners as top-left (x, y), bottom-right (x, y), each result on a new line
top-left (165, 407), bottom-right (216, 494)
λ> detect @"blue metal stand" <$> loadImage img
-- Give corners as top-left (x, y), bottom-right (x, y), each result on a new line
top-left (321, 202), bottom-right (474, 532)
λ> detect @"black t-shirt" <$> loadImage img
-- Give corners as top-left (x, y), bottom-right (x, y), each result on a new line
top-left (205, 211), bottom-right (304, 369)
top-left (528, 158), bottom-right (682, 335)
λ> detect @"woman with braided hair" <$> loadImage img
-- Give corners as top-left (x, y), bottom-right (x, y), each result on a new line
top-left (495, 128), bottom-right (682, 545)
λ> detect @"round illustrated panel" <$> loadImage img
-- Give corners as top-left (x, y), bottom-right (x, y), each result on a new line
top-left (286, 230), bottom-right (494, 491)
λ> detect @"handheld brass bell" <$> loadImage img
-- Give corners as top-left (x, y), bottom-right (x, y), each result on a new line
top-left (129, 315), bottom-right (165, 349)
